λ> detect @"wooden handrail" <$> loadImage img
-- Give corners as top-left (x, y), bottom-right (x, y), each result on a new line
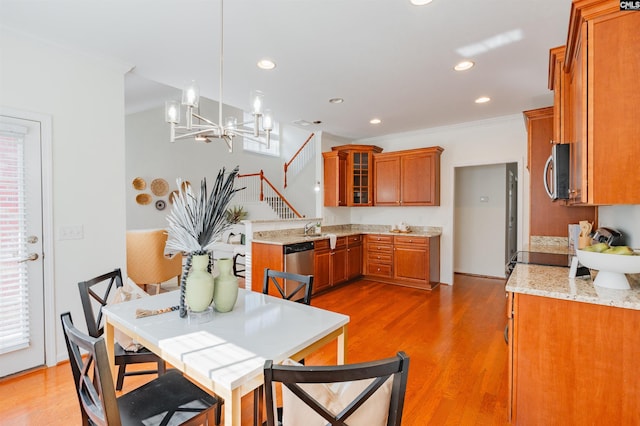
top-left (284, 132), bottom-right (315, 188)
top-left (237, 170), bottom-right (303, 218)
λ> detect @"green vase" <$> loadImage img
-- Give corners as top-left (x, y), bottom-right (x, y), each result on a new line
top-left (185, 254), bottom-right (214, 312)
top-left (213, 258), bottom-right (238, 312)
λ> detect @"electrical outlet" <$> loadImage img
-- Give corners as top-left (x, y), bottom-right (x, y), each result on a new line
top-left (58, 225), bottom-right (84, 240)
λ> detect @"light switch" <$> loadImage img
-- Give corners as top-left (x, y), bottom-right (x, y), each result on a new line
top-left (58, 225), bottom-right (84, 240)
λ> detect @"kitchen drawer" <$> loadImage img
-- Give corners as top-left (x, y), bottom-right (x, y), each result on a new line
top-left (367, 243), bottom-right (393, 253)
top-left (394, 235), bottom-right (427, 246)
top-left (314, 239), bottom-right (330, 250)
top-left (335, 236), bottom-right (347, 248)
top-left (367, 253), bottom-right (392, 264)
top-left (347, 234), bottom-right (362, 245)
top-left (367, 262), bottom-right (392, 277)
top-left (366, 234), bottom-right (393, 244)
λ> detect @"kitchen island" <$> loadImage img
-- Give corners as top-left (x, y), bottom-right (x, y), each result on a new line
top-left (506, 263), bottom-right (640, 424)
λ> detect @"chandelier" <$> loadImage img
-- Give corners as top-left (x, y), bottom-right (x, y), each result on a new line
top-left (164, 0), bottom-right (273, 152)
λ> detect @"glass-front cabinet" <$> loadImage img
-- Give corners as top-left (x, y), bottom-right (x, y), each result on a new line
top-left (325, 145), bottom-right (382, 207)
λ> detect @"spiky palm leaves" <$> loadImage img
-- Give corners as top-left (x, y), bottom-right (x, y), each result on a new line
top-left (166, 166), bottom-right (244, 316)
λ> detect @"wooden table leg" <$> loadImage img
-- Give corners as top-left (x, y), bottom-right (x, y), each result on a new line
top-left (224, 388), bottom-right (242, 426)
top-left (104, 320), bottom-right (116, 380)
top-left (337, 325), bottom-right (347, 365)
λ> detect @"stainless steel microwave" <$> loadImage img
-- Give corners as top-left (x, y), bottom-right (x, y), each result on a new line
top-left (543, 143), bottom-right (570, 200)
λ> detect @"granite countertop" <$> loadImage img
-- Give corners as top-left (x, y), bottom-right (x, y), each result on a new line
top-left (252, 225), bottom-right (442, 245)
top-left (506, 263), bottom-right (640, 310)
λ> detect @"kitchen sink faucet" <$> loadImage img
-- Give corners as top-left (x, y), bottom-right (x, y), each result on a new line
top-left (304, 221), bottom-right (317, 236)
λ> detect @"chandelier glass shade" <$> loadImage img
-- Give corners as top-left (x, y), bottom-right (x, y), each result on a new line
top-left (164, 0), bottom-right (273, 152)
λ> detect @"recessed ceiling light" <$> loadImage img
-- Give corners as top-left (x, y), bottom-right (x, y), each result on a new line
top-left (257, 59), bottom-right (276, 70)
top-left (454, 60), bottom-right (475, 71)
top-left (370, 118), bottom-right (381, 125)
top-left (329, 98), bottom-right (344, 104)
top-left (475, 96), bottom-right (491, 104)
top-left (410, 0), bottom-right (433, 5)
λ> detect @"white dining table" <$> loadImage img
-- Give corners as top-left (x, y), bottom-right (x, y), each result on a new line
top-left (102, 289), bottom-right (349, 426)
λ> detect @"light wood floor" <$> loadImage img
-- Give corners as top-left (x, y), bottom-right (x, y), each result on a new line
top-left (0, 274), bottom-right (510, 425)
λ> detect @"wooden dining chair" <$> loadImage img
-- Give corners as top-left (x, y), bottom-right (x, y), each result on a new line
top-left (263, 352), bottom-right (410, 426)
top-left (77, 268), bottom-right (166, 390)
top-left (61, 312), bottom-right (221, 426)
top-left (262, 268), bottom-right (314, 305)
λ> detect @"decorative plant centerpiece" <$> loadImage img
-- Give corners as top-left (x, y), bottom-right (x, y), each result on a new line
top-left (166, 166), bottom-right (243, 317)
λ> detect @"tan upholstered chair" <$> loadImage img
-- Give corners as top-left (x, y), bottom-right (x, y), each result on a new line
top-left (126, 229), bottom-right (182, 294)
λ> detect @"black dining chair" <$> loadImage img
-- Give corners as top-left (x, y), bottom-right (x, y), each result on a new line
top-left (263, 352), bottom-right (410, 426)
top-left (262, 268), bottom-right (314, 305)
top-left (254, 268), bottom-right (315, 425)
top-left (77, 268), bottom-right (166, 390)
top-left (61, 312), bottom-right (221, 426)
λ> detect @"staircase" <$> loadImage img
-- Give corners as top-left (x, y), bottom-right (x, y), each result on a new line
top-left (284, 133), bottom-right (315, 188)
top-left (236, 170), bottom-right (302, 219)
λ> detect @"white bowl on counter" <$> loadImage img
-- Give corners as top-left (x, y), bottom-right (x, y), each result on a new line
top-left (576, 249), bottom-right (640, 289)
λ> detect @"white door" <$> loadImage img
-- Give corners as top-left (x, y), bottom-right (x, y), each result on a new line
top-left (0, 114), bottom-right (46, 377)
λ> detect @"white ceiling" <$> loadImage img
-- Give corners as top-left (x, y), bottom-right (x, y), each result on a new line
top-left (0, 0), bottom-right (572, 140)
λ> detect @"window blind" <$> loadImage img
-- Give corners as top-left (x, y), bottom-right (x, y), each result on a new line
top-left (0, 124), bottom-right (30, 355)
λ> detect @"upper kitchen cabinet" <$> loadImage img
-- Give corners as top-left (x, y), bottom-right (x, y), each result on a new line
top-left (548, 46), bottom-right (569, 147)
top-left (374, 146), bottom-right (443, 206)
top-left (524, 107), bottom-right (596, 238)
top-left (322, 151), bottom-right (348, 207)
top-left (562, 0), bottom-right (640, 205)
top-left (324, 145), bottom-right (382, 207)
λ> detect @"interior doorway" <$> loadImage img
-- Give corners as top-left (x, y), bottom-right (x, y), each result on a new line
top-left (454, 162), bottom-right (518, 278)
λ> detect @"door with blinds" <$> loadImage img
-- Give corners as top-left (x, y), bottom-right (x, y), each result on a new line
top-left (0, 114), bottom-right (45, 377)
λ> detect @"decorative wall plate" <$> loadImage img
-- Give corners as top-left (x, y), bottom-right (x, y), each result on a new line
top-left (136, 193), bottom-right (152, 205)
top-left (169, 190), bottom-right (179, 204)
top-left (180, 180), bottom-right (191, 192)
top-left (155, 199), bottom-right (166, 211)
top-left (150, 178), bottom-right (169, 196)
top-left (132, 177), bottom-right (146, 190)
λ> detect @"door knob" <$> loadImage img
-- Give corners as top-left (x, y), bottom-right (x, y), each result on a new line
top-left (19, 253), bottom-right (39, 263)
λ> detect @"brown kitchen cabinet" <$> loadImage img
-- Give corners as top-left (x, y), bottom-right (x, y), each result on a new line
top-left (523, 107), bottom-right (596, 238)
top-left (250, 242), bottom-right (284, 292)
top-left (364, 234), bottom-right (394, 278)
top-left (393, 235), bottom-right (439, 290)
top-left (313, 237), bottom-right (348, 292)
top-left (364, 233), bottom-right (440, 290)
top-left (508, 292), bottom-right (640, 424)
top-left (313, 240), bottom-right (331, 293)
top-left (373, 146), bottom-right (443, 206)
top-left (346, 234), bottom-right (363, 280)
top-left (562, 1), bottom-right (640, 205)
top-left (547, 46), bottom-right (569, 147)
top-left (324, 145), bottom-right (382, 207)
top-left (322, 150), bottom-right (347, 207)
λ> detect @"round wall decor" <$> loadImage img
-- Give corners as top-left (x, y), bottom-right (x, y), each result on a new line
top-left (132, 177), bottom-right (146, 190)
top-left (135, 193), bottom-right (152, 205)
top-left (150, 178), bottom-right (169, 196)
top-left (155, 199), bottom-right (166, 211)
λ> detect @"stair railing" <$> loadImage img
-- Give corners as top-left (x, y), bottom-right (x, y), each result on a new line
top-left (237, 170), bottom-right (303, 219)
top-left (283, 132), bottom-right (315, 188)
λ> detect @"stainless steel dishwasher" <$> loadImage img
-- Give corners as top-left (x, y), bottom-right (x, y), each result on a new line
top-left (283, 241), bottom-right (314, 298)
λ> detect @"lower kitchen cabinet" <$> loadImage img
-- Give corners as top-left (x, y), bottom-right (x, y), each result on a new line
top-left (364, 234), bottom-right (394, 278)
top-left (346, 235), bottom-right (363, 280)
top-left (508, 292), bottom-right (640, 424)
top-left (393, 235), bottom-right (439, 290)
top-left (250, 242), bottom-right (284, 292)
top-left (313, 237), bottom-right (350, 293)
top-left (364, 234), bottom-right (440, 290)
